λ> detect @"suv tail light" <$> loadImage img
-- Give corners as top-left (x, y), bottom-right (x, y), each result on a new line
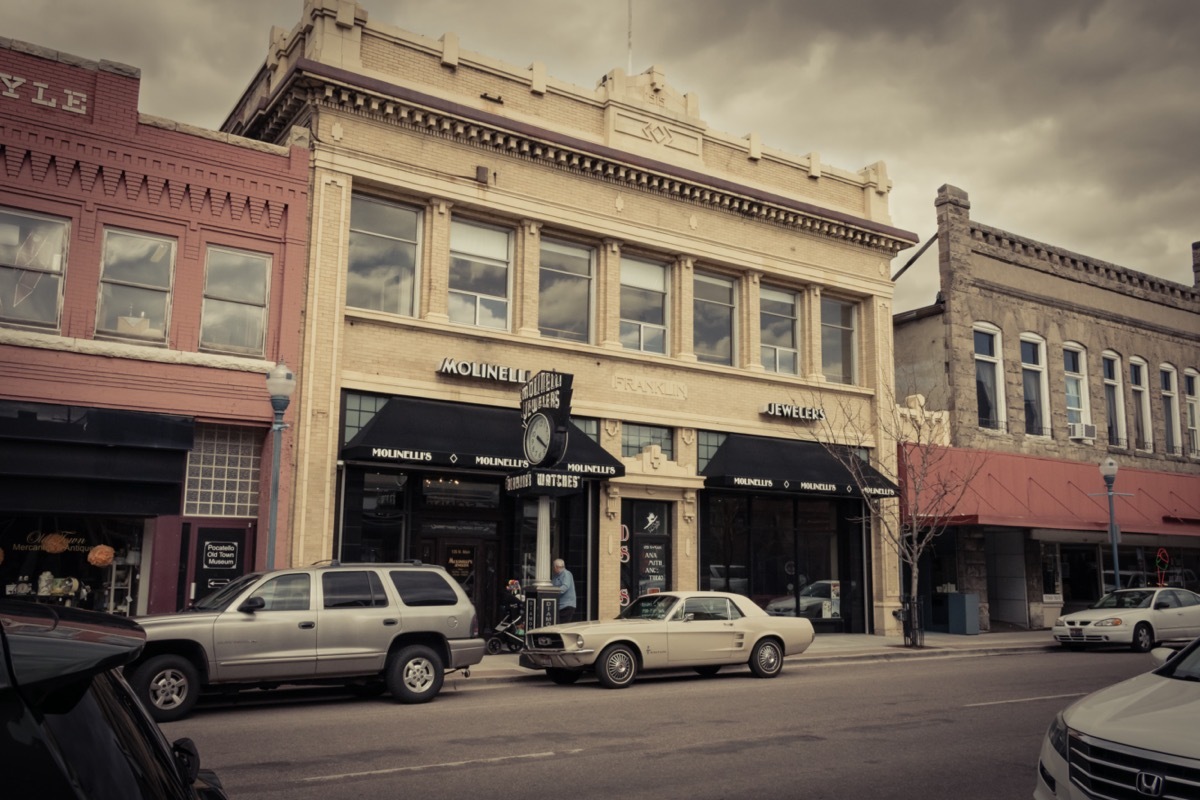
top-left (470, 611), bottom-right (479, 638)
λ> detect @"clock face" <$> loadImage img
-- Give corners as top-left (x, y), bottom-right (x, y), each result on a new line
top-left (523, 412), bottom-right (553, 465)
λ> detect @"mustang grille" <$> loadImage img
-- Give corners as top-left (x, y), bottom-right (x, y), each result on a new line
top-left (528, 633), bottom-right (564, 650)
top-left (1068, 731), bottom-right (1200, 800)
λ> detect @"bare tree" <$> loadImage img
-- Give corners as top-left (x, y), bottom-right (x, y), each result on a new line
top-left (810, 388), bottom-right (983, 647)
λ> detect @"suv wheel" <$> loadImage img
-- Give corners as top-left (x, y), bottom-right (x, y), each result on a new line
top-left (386, 645), bottom-right (444, 704)
top-left (133, 654), bottom-right (200, 722)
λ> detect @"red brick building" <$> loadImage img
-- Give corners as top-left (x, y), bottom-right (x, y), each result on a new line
top-left (0, 40), bottom-right (309, 614)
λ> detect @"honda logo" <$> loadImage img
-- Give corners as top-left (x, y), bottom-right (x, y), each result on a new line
top-left (1136, 772), bottom-right (1164, 797)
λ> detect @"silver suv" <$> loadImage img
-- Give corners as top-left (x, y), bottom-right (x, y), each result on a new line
top-left (126, 562), bottom-right (485, 721)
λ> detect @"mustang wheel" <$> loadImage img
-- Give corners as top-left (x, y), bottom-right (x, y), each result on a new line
top-left (694, 665), bottom-right (721, 677)
top-left (749, 638), bottom-right (784, 678)
top-left (1131, 623), bottom-right (1154, 654)
top-left (133, 654), bottom-right (200, 722)
top-left (386, 645), bottom-right (444, 703)
top-left (547, 668), bottom-right (582, 685)
top-left (596, 643), bottom-right (638, 689)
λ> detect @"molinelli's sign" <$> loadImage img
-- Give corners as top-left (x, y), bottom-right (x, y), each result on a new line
top-left (0, 72), bottom-right (88, 115)
top-left (437, 357), bottom-right (530, 384)
top-left (520, 370), bottom-right (573, 422)
top-left (762, 402), bottom-right (826, 421)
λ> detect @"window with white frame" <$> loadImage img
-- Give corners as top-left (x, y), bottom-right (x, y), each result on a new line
top-left (1020, 334), bottom-right (1049, 436)
top-left (449, 220), bottom-right (510, 329)
top-left (96, 228), bottom-right (175, 342)
top-left (694, 272), bottom-right (736, 365)
top-left (1063, 344), bottom-right (1090, 432)
top-left (538, 239), bottom-right (592, 343)
top-left (973, 323), bottom-right (1005, 430)
top-left (1185, 370), bottom-right (1199, 457)
top-left (619, 256), bottom-right (668, 354)
top-left (821, 297), bottom-right (857, 385)
top-left (185, 424), bottom-right (261, 517)
top-left (621, 423), bottom-right (673, 458)
top-left (343, 391), bottom-right (388, 445)
top-left (347, 195), bottom-right (419, 316)
top-left (200, 246), bottom-right (269, 356)
top-left (1102, 352), bottom-right (1127, 447)
top-left (1130, 358), bottom-right (1152, 451)
top-left (0, 207), bottom-right (69, 329)
top-left (572, 416), bottom-right (599, 443)
top-left (760, 286), bottom-right (799, 375)
top-left (1161, 364), bottom-right (1181, 456)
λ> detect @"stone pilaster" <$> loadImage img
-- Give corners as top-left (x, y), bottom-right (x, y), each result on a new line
top-left (421, 198), bottom-right (451, 323)
top-left (514, 220), bottom-right (542, 337)
top-left (673, 255), bottom-right (696, 361)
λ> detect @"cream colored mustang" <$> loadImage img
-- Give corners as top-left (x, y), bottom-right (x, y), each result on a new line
top-left (523, 591), bottom-right (815, 688)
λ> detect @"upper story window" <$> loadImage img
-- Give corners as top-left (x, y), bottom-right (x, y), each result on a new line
top-left (694, 273), bottom-right (736, 366)
top-left (0, 207), bottom-right (69, 330)
top-left (199, 246), bottom-right (269, 356)
top-left (1161, 365), bottom-right (1181, 456)
top-left (622, 422), bottom-right (673, 459)
top-left (697, 430), bottom-right (727, 472)
top-left (347, 195), bottom-right (419, 316)
top-left (449, 220), bottom-right (510, 330)
top-left (973, 323), bottom-right (1005, 430)
top-left (1020, 334), bottom-right (1049, 436)
top-left (342, 391), bottom-right (388, 446)
top-left (571, 416), bottom-right (599, 443)
top-left (760, 286), bottom-right (799, 375)
top-left (1102, 352), bottom-right (1127, 448)
top-left (538, 239), bottom-right (592, 343)
top-left (821, 297), bottom-right (857, 385)
top-left (620, 256), bottom-right (667, 354)
top-left (1184, 370), bottom-right (1199, 458)
top-left (96, 228), bottom-right (175, 343)
top-left (1130, 357), bottom-right (1152, 451)
top-left (1063, 344), bottom-right (1090, 428)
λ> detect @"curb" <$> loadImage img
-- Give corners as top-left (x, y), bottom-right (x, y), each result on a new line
top-left (451, 643), bottom-right (1060, 685)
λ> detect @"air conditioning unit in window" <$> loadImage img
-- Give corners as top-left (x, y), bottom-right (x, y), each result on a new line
top-left (1068, 422), bottom-right (1097, 440)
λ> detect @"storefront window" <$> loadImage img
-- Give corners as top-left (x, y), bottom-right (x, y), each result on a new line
top-left (620, 499), bottom-right (671, 607)
top-left (0, 514), bottom-right (145, 615)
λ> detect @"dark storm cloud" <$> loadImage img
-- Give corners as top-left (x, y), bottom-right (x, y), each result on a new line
top-left (3, 0), bottom-right (1196, 311)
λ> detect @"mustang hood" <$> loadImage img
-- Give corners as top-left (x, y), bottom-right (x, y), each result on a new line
top-left (1065, 672), bottom-right (1200, 759)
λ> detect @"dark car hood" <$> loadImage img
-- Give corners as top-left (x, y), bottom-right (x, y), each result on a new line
top-left (0, 601), bottom-right (145, 692)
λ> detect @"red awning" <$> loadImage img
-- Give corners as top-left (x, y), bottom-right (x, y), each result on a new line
top-left (898, 445), bottom-right (1200, 537)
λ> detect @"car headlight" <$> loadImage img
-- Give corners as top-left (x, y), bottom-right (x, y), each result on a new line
top-left (1093, 617), bottom-right (1123, 627)
top-left (572, 634), bottom-right (585, 649)
top-left (1047, 713), bottom-right (1070, 761)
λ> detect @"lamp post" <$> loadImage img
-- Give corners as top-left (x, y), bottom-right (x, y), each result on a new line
top-left (265, 362), bottom-right (296, 570)
top-left (1099, 457), bottom-right (1120, 591)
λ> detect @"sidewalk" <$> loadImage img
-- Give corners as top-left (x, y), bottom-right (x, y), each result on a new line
top-left (455, 628), bottom-right (1058, 685)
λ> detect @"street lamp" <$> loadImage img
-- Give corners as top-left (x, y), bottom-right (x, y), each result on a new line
top-left (1098, 457), bottom-right (1120, 591)
top-left (265, 362), bottom-right (296, 570)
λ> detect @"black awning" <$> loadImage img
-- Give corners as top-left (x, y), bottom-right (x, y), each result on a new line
top-left (341, 397), bottom-right (625, 478)
top-left (701, 434), bottom-right (897, 499)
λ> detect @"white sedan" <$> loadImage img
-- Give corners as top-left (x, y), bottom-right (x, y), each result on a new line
top-left (523, 591), bottom-right (815, 688)
top-left (1035, 637), bottom-right (1200, 799)
top-left (1052, 587), bottom-right (1200, 652)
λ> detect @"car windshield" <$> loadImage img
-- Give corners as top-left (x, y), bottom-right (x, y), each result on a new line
top-left (191, 573), bottom-right (262, 611)
top-left (1163, 644), bottom-right (1200, 681)
top-left (1090, 590), bottom-right (1153, 610)
top-left (618, 594), bottom-right (679, 621)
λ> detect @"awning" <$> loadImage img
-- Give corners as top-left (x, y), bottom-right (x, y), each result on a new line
top-left (341, 397), bottom-right (625, 478)
top-left (701, 434), bottom-right (898, 499)
top-left (900, 445), bottom-right (1200, 537)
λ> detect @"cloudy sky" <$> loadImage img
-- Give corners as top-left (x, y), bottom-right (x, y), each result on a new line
top-left (5, 1), bottom-right (1198, 311)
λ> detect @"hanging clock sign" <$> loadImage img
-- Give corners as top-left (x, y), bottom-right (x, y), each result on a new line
top-left (519, 371), bottom-right (573, 467)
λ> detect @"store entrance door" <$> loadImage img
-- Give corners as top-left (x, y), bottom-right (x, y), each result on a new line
top-left (420, 537), bottom-right (498, 632)
top-left (178, 521), bottom-right (253, 611)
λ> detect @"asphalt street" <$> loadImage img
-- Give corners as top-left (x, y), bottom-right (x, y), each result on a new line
top-left (162, 646), bottom-right (1153, 799)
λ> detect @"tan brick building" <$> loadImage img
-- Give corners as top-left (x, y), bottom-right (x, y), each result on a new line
top-left (224, 1), bottom-right (916, 633)
top-left (895, 185), bottom-right (1200, 632)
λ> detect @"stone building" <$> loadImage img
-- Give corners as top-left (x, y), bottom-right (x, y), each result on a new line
top-left (0, 39), bottom-right (309, 614)
top-left (222, 0), bottom-right (917, 632)
top-left (894, 184), bottom-right (1200, 631)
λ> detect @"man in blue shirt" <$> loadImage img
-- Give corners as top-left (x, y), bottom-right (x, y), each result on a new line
top-left (552, 558), bottom-right (576, 623)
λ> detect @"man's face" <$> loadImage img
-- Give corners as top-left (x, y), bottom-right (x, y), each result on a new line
top-left (553, 564), bottom-right (563, 575)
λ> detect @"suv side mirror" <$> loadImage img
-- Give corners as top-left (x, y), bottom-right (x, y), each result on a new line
top-left (238, 596), bottom-right (265, 613)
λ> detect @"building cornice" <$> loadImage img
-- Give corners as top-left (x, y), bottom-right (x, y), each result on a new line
top-left (235, 58), bottom-right (919, 254)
